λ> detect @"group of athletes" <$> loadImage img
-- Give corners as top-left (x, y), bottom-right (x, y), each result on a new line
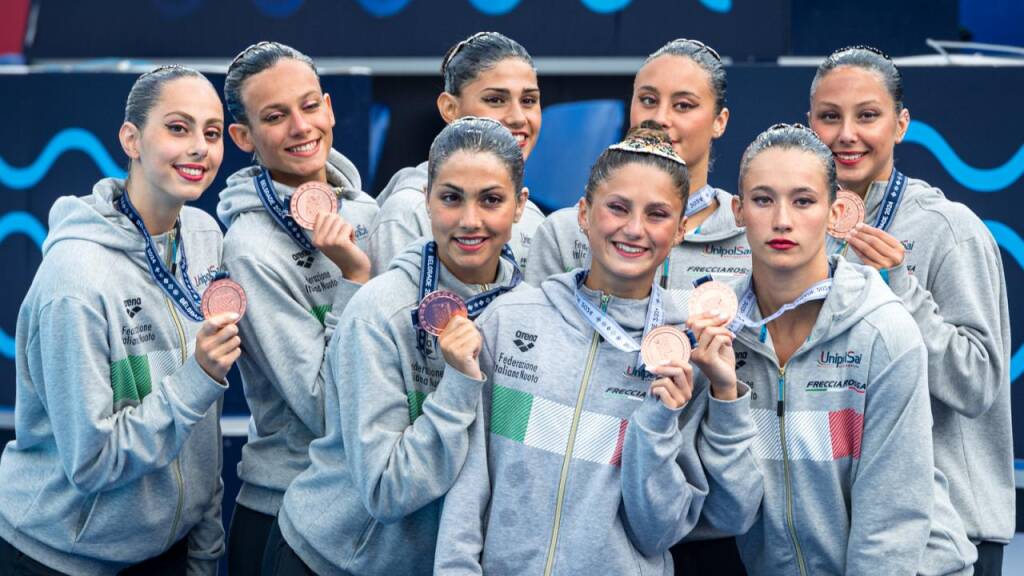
top-left (0, 31), bottom-right (1011, 576)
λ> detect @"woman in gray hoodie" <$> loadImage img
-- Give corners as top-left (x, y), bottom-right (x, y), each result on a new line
top-left (367, 31), bottom-right (546, 274)
top-left (215, 41), bottom-right (381, 575)
top-left (434, 124), bottom-right (761, 575)
top-left (263, 117), bottom-right (530, 575)
top-left (809, 46), bottom-right (1012, 575)
top-left (729, 123), bottom-right (974, 575)
top-left (526, 39), bottom-right (751, 300)
top-left (0, 66), bottom-right (239, 575)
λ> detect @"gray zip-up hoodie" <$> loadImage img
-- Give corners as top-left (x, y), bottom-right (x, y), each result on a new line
top-left (366, 162), bottom-right (546, 274)
top-left (0, 179), bottom-right (228, 575)
top-left (434, 271), bottom-right (762, 575)
top-left (732, 256), bottom-right (975, 575)
top-left (215, 149), bottom-right (379, 517)
top-left (524, 189), bottom-right (751, 297)
top-left (277, 238), bottom-right (522, 575)
top-left (828, 176), bottom-right (1013, 544)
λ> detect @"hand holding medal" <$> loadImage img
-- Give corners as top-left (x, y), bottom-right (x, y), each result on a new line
top-left (642, 326), bottom-right (694, 409)
top-left (844, 223), bottom-right (906, 271)
top-left (687, 311), bottom-right (739, 400)
top-left (419, 291), bottom-right (482, 380)
top-left (196, 272), bottom-right (245, 383)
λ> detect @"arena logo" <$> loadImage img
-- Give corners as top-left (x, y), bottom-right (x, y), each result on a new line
top-left (817, 349), bottom-right (863, 368)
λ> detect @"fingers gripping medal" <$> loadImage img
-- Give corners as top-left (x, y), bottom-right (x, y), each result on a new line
top-left (290, 181), bottom-right (338, 230)
top-left (688, 281), bottom-right (739, 324)
top-left (828, 190), bottom-right (866, 240)
top-left (201, 274), bottom-right (247, 322)
top-left (641, 326), bottom-right (692, 368)
top-left (418, 290), bottom-right (468, 336)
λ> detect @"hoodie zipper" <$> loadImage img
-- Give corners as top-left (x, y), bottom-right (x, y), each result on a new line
top-left (161, 230), bottom-right (187, 549)
top-left (543, 293), bottom-right (609, 576)
top-left (777, 366), bottom-right (808, 576)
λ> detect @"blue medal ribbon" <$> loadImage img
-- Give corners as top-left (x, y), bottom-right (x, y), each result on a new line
top-left (410, 241), bottom-right (523, 354)
top-left (254, 168), bottom-right (335, 252)
top-left (832, 169), bottom-right (907, 255)
top-left (573, 270), bottom-right (665, 371)
top-left (115, 191), bottom-right (205, 322)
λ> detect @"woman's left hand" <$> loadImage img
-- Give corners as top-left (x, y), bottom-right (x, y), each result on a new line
top-left (687, 312), bottom-right (738, 400)
top-left (846, 222), bottom-right (905, 271)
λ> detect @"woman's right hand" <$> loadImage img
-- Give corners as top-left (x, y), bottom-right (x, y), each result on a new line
top-left (312, 211), bottom-right (371, 284)
top-left (438, 315), bottom-right (483, 381)
top-left (195, 313), bottom-right (241, 383)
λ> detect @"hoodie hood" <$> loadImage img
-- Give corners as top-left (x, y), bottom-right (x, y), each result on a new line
top-left (686, 188), bottom-right (745, 243)
top-left (43, 178), bottom-right (142, 258)
top-left (734, 255), bottom-right (898, 354)
top-left (375, 161), bottom-right (428, 207)
top-left (387, 237), bottom-right (520, 302)
top-left (539, 269), bottom-right (687, 341)
top-left (216, 148), bottom-right (363, 227)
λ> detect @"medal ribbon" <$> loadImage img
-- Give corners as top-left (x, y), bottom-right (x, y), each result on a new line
top-left (685, 184), bottom-right (717, 218)
top-left (573, 270), bottom-right (664, 369)
top-left (727, 274), bottom-right (833, 333)
top-left (411, 241), bottom-right (523, 354)
top-left (872, 169), bottom-right (907, 232)
top-left (254, 168), bottom-right (320, 252)
top-left (115, 191), bottom-right (205, 322)
top-left (658, 187), bottom-right (718, 288)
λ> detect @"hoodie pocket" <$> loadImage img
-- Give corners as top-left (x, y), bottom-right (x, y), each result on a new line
top-left (73, 493), bottom-right (101, 543)
top-left (349, 515), bottom-right (378, 564)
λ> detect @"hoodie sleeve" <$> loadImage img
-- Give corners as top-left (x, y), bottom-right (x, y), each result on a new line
top-left (433, 336), bottom-right (498, 575)
top-left (844, 323), bottom-right (934, 575)
top-left (367, 189), bottom-right (430, 277)
top-left (884, 229), bottom-right (1009, 418)
top-left (224, 254), bottom-right (359, 438)
top-left (692, 381), bottom-right (762, 538)
top-left (336, 314), bottom-right (485, 523)
top-left (37, 296), bottom-right (226, 494)
top-left (620, 390), bottom-right (708, 556)
top-left (187, 399), bottom-right (225, 576)
top-left (524, 211), bottom-right (586, 286)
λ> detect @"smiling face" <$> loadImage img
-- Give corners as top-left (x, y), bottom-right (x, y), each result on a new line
top-left (427, 150), bottom-right (527, 285)
top-left (630, 55), bottom-right (728, 186)
top-left (438, 58), bottom-right (541, 160)
top-left (228, 58), bottom-right (335, 188)
top-left (579, 162), bottom-right (686, 298)
top-left (735, 147), bottom-right (834, 274)
top-left (121, 76), bottom-right (225, 207)
top-left (809, 65), bottom-right (910, 196)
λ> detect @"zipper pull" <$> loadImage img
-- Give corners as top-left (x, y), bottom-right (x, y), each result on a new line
top-left (777, 368), bottom-right (785, 417)
top-left (600, 293), bottom-right (611, 313)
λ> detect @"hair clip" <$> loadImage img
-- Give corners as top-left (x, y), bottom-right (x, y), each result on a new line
top-left (442, 32), bottom-right (495, 73)
top-left (669, 38), bottom-right (722, 62)
top-left (609, 135), bottom-right (687, 166)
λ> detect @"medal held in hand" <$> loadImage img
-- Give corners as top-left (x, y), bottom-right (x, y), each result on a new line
top-left (828, 190), bottom-right (866, 240)
top-left (290, 181), bottom-right (338, 230)
top-left (688, 280), bottom-right (738, 324)
top-left (641, 325), bottom-right (692, 367)
top-left (201, 277), bottom-right (247, 321)
top-left (417, 290), bottom-right (468, 336)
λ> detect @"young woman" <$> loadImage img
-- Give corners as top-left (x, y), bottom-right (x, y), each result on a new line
top-left (434, 126), bottom-right (761, 575)
top-left (215, 41), bottom-right (381, 575)
top-left (526, 39), bottom-right (750, 295)
top-left (367, 31), bottom-right (545, 274)
top-left (263, 117), bottom-right (529, 575)
top-left (809, 46), bottom-right (1012, 574)
top-left (729, 124), bottom-right (974, 575)
top-left (0, 66), bottom-right (238, 575)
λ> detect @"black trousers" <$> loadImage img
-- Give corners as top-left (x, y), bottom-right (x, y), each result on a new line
top-left (974, 540), bottom-right (1005, 576)
top-left (0, 535), bottom-right (186, 576)
top-left (260, 518), bottom-right (319, 576)
top-left (671, 537), bottom-right (747, 576)
top-left (228, 503), bottom-right (277, 576)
